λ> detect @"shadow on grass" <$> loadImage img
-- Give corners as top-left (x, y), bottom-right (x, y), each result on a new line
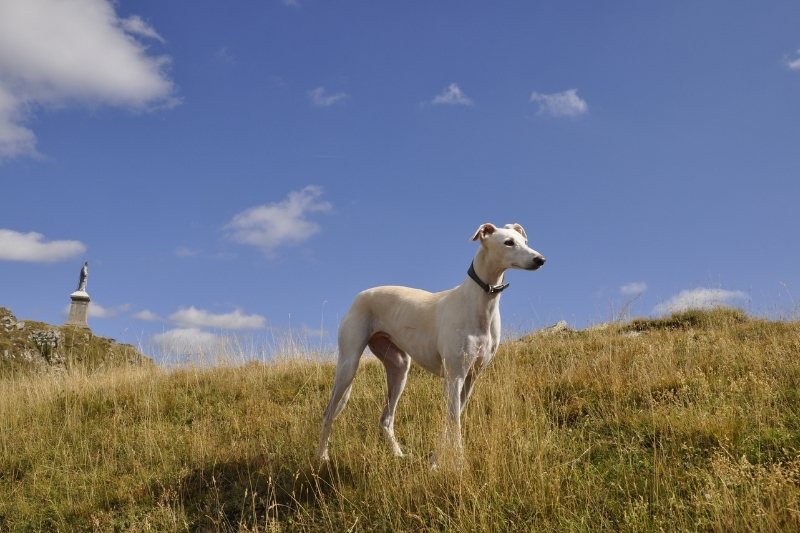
top-left (175, 454), bottom-right (354, 530)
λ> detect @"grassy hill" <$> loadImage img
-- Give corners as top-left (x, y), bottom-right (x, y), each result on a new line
top-left (1, 306), bottom-right (151, 376)
top-left (1, 308), bottom-right (799, 531)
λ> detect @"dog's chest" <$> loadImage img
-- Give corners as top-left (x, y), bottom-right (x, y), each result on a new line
top-left (463, 328), bottom-right (498, 363)
top-left (464, 306), bottom-right (499, 349)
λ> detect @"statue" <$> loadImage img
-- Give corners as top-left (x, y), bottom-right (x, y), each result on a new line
top-left (77, 261), bottom-right (88, 292)
top-left (67, 261), bottom-right (91, 328)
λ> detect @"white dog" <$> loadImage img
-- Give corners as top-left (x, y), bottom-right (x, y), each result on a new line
top-left (317, 223), bottom-right (545, 461)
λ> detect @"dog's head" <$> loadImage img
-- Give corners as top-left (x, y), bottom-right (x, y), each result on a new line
top-left (471, 223), bottom-right (546, 271)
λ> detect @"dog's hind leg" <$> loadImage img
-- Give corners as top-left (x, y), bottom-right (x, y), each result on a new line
top-left (369, 334), bottom-right (411, 457)
top-left (317, 311), bottom-right (370, 462)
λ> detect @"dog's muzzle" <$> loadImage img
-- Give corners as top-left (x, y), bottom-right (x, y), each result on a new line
top-left (528, 256), bottom-right (546, 270)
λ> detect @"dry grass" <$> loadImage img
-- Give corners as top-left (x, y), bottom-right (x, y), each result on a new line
top-left (1, 308), bottom-right (800, 531)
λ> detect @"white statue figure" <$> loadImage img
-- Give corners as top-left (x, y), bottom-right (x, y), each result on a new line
top-left (77, 262), bottom-right (88, 292)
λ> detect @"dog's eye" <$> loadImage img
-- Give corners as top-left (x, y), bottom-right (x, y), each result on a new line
top-left (504, 239), bottom-right (515, 247)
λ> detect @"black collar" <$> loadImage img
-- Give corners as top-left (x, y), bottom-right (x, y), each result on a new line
top-left (468, 262), bottom-right (509, 295)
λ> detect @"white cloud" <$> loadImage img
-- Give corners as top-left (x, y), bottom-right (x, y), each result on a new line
top-left (530, 89), bottom-right (588, 117)
top-left (89, 302), bottom-right (130, 319)
top-left (0, 86), bottom-right (36, 158)
top-left (0, 0), bottom-right (176, 159)
top-left (432, 83), bottom-right (474, 106)
top-left (151, 328), bottom-right (224, 355)
top-left (0, 229), bottom-right (86, 262)
top-left (308, 87), bottom-right (347, 107)
top-left (120, 15), bottom-right (165, 43)
top-left (299, 324), bottom-right (326, 339)
top-left (653, 288), bottom-right (748, 315)
top-left (620, 282), bottom-right (648, 296)
top-left (786, 50), bottom-right (800, 71)
top-left (170, 306), bottom-right (266, 330)
top-left (226, 185), bottom-right (332, 254)
top-left (174, 246), bottom-right (199, 258)
top-left (62, 301), bottom-right (129, 319)
top-left (213, 47), bottom-right (236, 65)
top-left (133, 309), bottom-right (161, 321)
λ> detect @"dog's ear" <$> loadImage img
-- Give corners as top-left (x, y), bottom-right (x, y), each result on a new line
top-left (506, 223), bottom-right (528, 240)
top-left (471, 223), bottom-right (497, 241)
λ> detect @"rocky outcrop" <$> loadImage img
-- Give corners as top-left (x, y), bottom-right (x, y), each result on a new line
top-left (530, 320), bottom-right (573, 336)
top-left (29, 329), bottom-right (63, 364)
top-left (1, 306), bottom-right (151, 375)
top-left (1, 310), bottom-right (25, 332)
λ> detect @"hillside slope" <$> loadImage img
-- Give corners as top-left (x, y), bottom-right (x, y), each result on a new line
top-left (1, 308), bottom-right (799, 531)
top-left (1, 306), bottom-right (151, 375)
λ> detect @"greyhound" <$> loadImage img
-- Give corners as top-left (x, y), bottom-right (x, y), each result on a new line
top-left (317, 223), bottom-right (545, 462)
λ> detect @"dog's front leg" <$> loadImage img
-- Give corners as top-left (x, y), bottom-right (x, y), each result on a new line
top-left (438, 375), bottom-right (465, 465)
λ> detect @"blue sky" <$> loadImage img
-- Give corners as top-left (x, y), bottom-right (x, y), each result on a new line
top-left (2, 0), bottom-right (800, 359)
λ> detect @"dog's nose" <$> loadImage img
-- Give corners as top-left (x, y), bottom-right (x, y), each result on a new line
top-left (532, 256), bottom-right (546, 268)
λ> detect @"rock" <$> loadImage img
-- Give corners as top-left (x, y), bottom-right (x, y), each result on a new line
top-left (2, 316), bottom-right (16, 332)
top-left (2, 311), bottom-right (19, 333)
top-left (28, 330), bottom-right (62, 362)
top-left (536, 320), bottom-right (573, 335)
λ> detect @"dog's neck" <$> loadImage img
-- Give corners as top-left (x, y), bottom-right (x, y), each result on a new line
top-left (468, 247), bottom-right (507, 297)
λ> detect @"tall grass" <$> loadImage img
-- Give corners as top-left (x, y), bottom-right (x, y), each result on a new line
top-left (1, 308), bottom-right (800, 531)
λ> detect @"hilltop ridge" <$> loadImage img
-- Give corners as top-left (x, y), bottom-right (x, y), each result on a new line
top-left (0, 306), bottom-right (151, 375)
top-left (1, 308), bottom-right (800, 530)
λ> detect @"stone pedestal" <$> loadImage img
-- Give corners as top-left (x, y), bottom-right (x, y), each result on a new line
top-left (66, 290), bottom-right (90, 329)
